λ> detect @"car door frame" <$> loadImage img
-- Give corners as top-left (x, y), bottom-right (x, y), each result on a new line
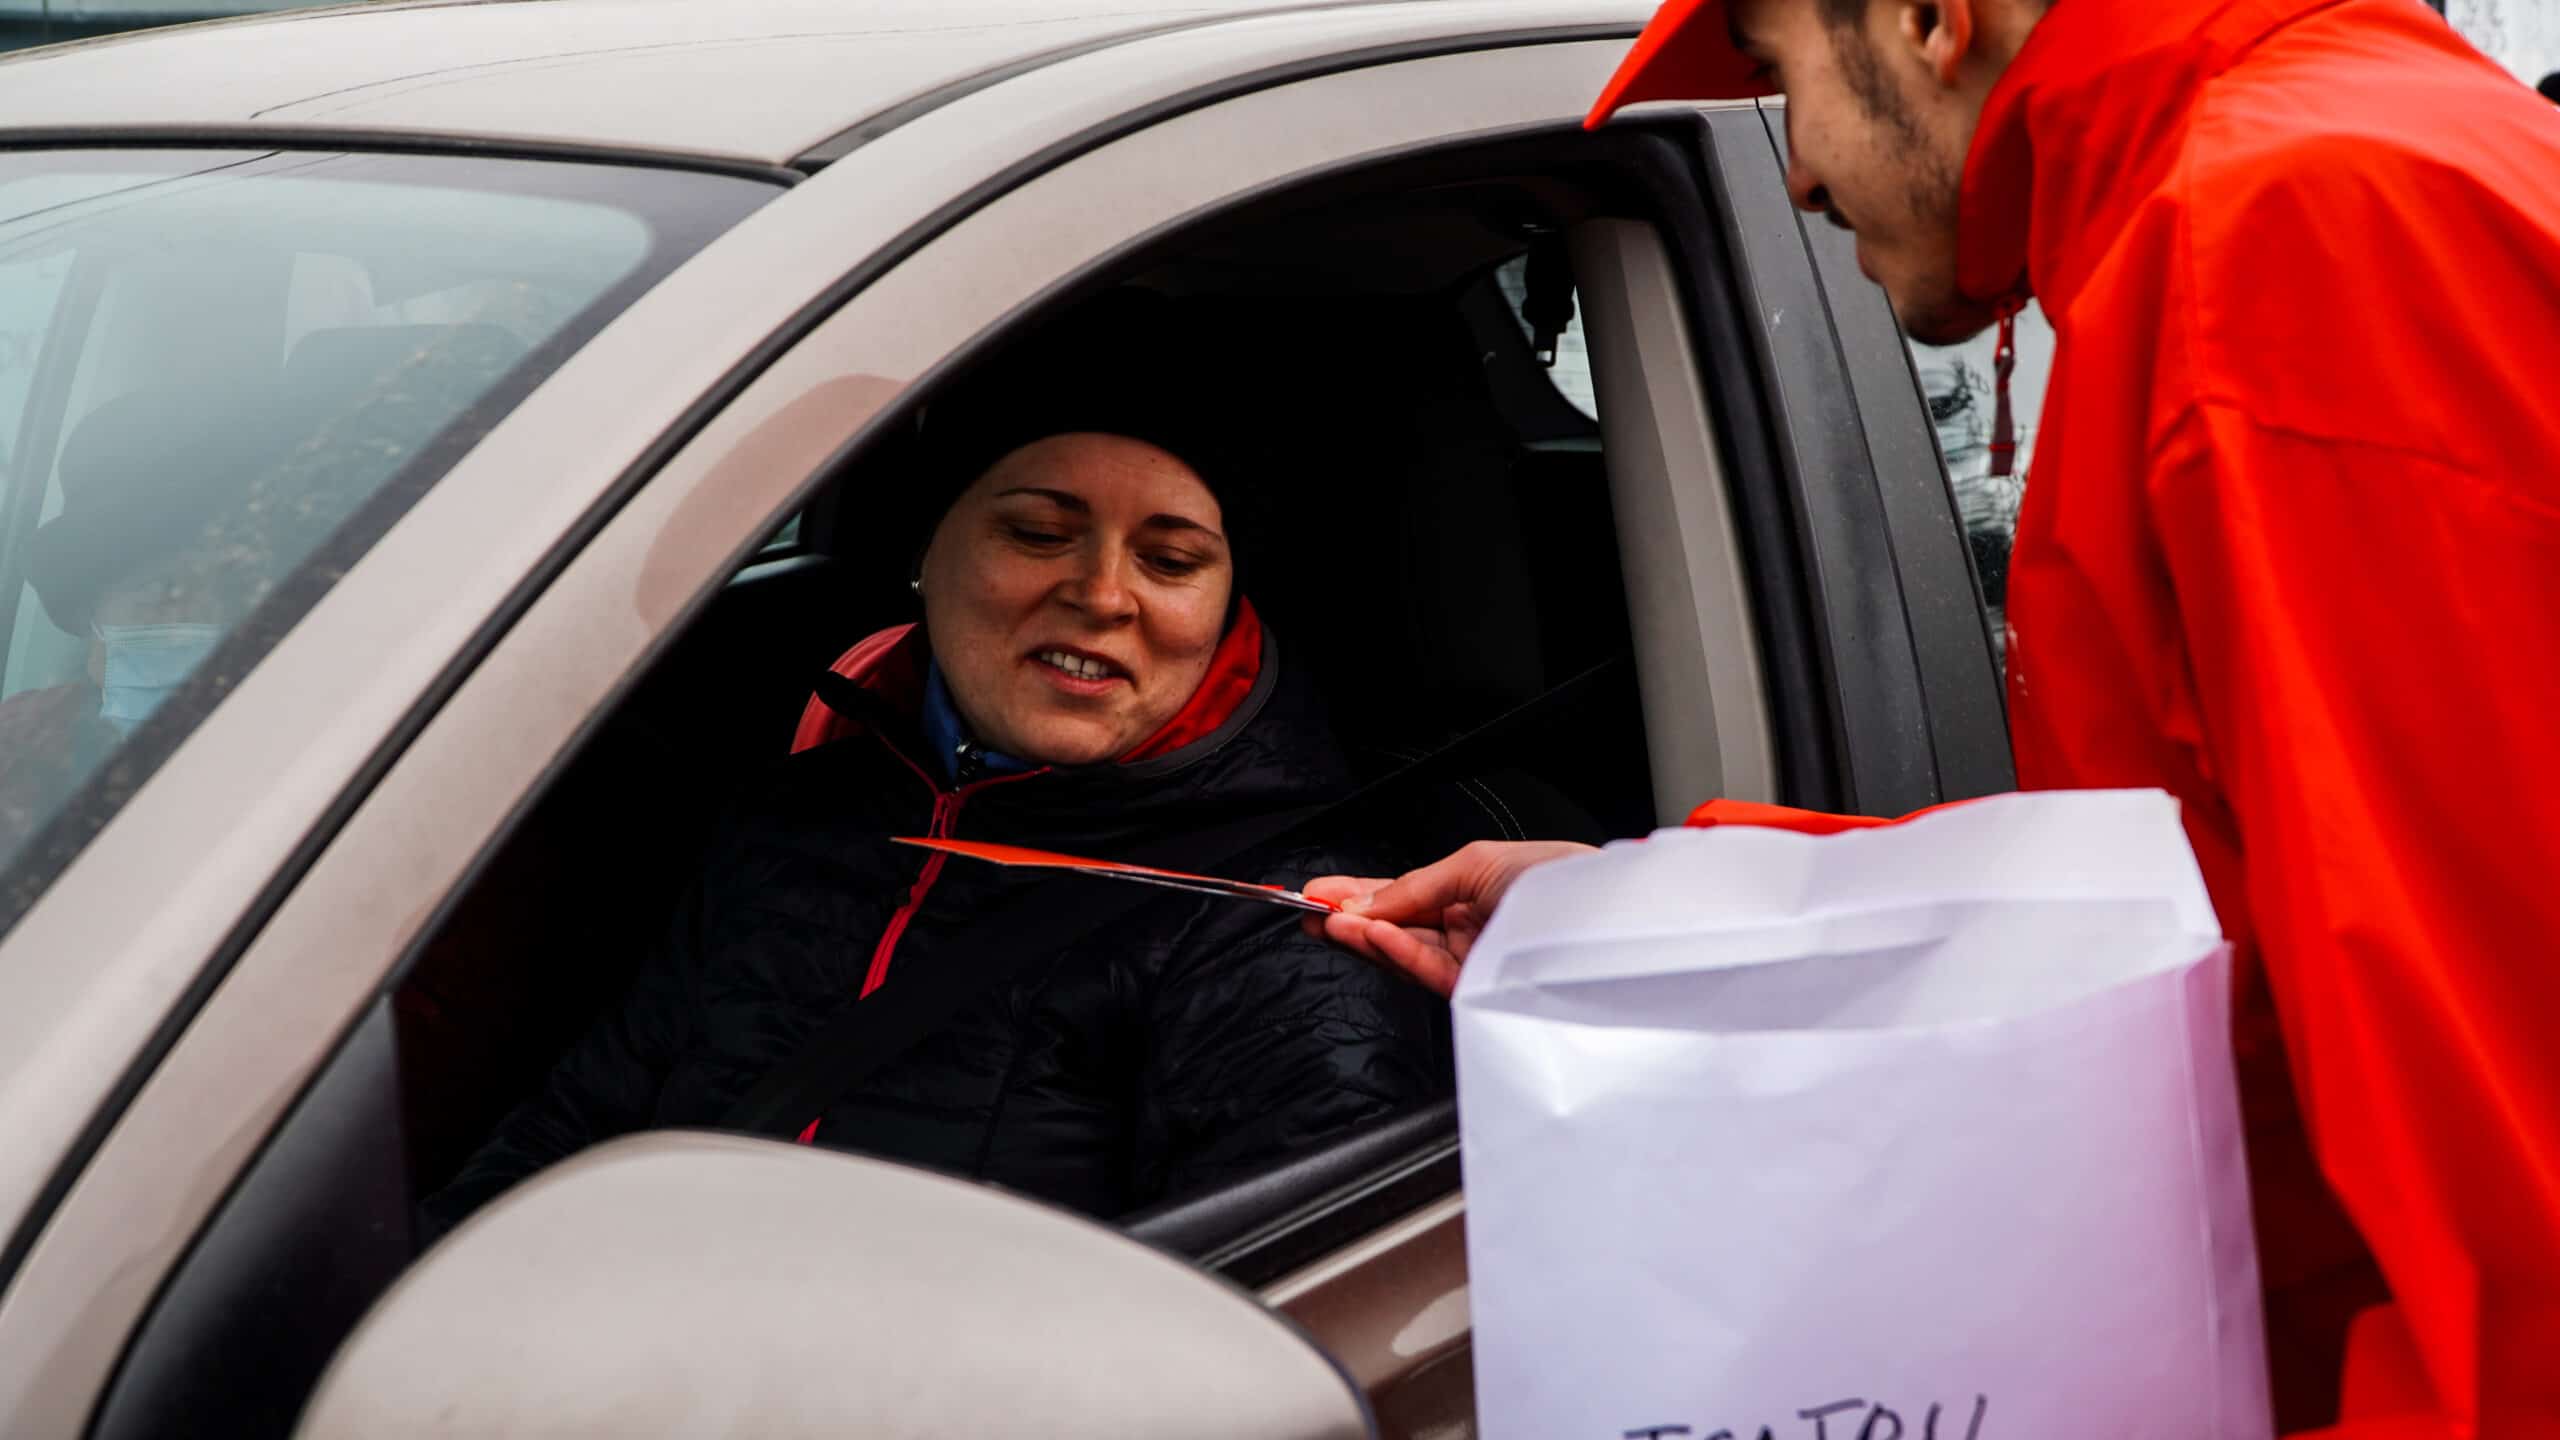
top-left (1754, 103), bottom-right (2012, 796)
top-left (0, 10), bottom-right (1668, 1345)
top-left (1253, 104), bottom-right (2016, 1429)
top-left (0, 25), bottom-right (1699, 1439)
top-left (3, 24), bottom-right (2013, 1440)
top-left (1682, 102), bottom-right (2012, 815)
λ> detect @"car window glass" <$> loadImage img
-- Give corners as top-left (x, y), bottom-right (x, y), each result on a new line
top-left (1494, 252), bottom-right (1598, 419)
top-left (0, 250), bottom-right (77, 695)
top-left (1910, 300), bottom-right (2055, 669)
top-left (757, 511), bottom-right (804, 556)
top-left (0, 149), bottom-right (774, 940)
top-left (0, 249), bottom-right (70, 465)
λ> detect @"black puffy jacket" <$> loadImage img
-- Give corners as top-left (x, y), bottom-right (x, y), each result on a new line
top-left (424, 620), bottom-right (1448, 1232)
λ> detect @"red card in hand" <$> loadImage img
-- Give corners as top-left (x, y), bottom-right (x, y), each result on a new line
top-left (892, 837), bottom-right (1340, 914)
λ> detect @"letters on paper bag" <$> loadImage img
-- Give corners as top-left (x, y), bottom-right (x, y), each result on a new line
top-left (1452, 790), bottom-right (2271, 1439)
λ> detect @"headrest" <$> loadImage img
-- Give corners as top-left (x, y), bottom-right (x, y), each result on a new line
top-left (29, 384), bottom-right (289, 634)
top-left (1177, 292), bottom-right (1546, 738)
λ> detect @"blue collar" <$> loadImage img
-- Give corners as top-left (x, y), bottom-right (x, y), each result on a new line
top-left (920, 660), bottom-right (1033, 783)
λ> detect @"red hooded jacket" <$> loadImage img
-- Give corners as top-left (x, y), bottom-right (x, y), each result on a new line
top-left (1953, 0), bottom-right (2560, 1431)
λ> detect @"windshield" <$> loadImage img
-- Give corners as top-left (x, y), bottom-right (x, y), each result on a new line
top-left (0, 148), bottom-right (773, 932)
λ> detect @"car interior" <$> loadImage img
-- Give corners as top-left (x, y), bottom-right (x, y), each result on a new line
top-left (391, 159), bottom-right (1660, 1258)
top-left (89, 138), bottom-right (1770, 1440)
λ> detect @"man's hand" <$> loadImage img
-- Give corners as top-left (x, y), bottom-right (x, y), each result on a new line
top-left (1302, 840), bottom-right (1597, 997)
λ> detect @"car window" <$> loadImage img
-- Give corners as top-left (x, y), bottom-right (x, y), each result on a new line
top-left (1910, 301), bottom-right (2055, 669)
top-left (757, 511), bottom-right (804, 556)
top-left (1494, 251), bottom-right (1598, 420)
top-left (0, 248), bottom-right (75, 695)
top-left (0, 248), bottom-right (70, 462)
top-left (0, 149), bottom-right (774, 938)
top-left (395, 171), bottom-right (1660, 1271)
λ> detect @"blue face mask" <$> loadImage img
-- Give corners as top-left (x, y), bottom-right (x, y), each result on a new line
top-left (94, 622), bottom-right (222, 735)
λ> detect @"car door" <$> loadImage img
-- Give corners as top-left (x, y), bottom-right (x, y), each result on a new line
top-left (1677, 101), bottom-right (2014, 812)
top-left (0, 18), bottom-right (2017, 1440)
top-left (1256, 95), bottom-right (2018, 1438)
top-left (0, 146), bottom-right (795, 1438)
top-left (0, 17), bottom-right (1664, 1439)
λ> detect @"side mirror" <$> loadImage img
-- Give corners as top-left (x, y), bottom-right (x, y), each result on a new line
top-left (297, 1133), bottom-right (1375, 1438)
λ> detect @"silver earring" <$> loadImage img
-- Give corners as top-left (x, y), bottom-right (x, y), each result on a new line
top-left (909, 578), bottom-right (923, 594)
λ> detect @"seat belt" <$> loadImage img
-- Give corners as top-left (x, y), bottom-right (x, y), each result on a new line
top-left (717, 655), bottom-right (1625, 1139)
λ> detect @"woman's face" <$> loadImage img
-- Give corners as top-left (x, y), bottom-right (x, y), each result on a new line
top-left (918, 432), bottom-right (1233, 767)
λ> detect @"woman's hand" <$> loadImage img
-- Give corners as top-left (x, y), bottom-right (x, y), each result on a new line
top-left (1302, 840), bottom-right (1597, 997)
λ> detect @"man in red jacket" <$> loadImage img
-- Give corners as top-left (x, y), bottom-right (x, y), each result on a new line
top-left (1310, 0), bottom-right (2560, 1433)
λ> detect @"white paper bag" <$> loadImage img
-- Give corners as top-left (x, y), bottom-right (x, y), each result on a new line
top-left (1454, 790), bottom-right (2271, 1440)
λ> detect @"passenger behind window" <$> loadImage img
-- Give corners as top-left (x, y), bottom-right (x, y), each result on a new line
top-left (0, 388), bottom-right (298, 848)
top-left (422, 322), bottom-right (1448, 1236)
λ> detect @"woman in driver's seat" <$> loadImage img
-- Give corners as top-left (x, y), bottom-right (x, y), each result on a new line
top-left (423, 350), bottom-right (1447, 1236)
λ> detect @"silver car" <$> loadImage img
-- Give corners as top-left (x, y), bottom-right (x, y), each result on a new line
top-left (0, 3), bottom-right (2019, 1435)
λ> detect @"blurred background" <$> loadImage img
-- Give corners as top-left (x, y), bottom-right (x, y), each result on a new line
top-left (1, 0), bottom-right (315, 50)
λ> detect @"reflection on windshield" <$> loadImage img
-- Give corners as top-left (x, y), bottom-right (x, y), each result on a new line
top-left (0, 149), bottom-right (773, 938)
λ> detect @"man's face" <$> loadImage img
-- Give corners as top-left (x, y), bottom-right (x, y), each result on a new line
top-left (1730, 0), bottom-right (2001, 344)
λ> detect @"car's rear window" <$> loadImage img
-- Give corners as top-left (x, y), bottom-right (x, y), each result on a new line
top-left (0, 148), bottom-right (775, 933)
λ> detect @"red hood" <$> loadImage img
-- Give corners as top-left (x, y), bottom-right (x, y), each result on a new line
top-left (790, 599), bottom-right (1267, 764)
top-left (1957, 0), bottom-right (2365, 316)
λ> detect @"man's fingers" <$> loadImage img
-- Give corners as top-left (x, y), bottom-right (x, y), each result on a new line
top-left (1314, 912), bottom-right (1459, 995)
top-left (1317, 909), bottom-right (1388, 962)
top-left (1336, 840), bottom-right (1598, 927)
top-left (1442, 902), bottom-right (1487, 964)
top-left (1304, 875), bottom-right (1388, 907)
top-left (1357, 918), bottom-right (1461, 997)
top-left (1336, 848), bottom-right (1480, 924)
top-left (1306, 841), bottom-right (1598, 989)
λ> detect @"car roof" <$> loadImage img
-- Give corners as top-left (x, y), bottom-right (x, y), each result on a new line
top-left (0, 0), bottom-right (1641, 169)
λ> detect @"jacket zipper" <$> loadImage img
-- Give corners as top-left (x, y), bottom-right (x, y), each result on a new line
top-left (863, 789), bottom-right (961, 999)
top-left (799, 743), bottom-right (1041, 1144)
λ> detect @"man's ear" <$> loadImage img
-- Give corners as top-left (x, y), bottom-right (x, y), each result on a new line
top-left (1898, 0), bottom-right (1975, 87)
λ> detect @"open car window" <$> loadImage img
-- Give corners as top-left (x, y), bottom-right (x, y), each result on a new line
top-left (390, 153), bottom-right (1663, 1276)
top-left (0, 148), bottom-right (774, 944)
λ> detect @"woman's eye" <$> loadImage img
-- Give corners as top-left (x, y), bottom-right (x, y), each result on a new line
top-left (1145, 554), bottom-right (1204, 578)
top-left (1007, 526), bottom-right (1069, 547)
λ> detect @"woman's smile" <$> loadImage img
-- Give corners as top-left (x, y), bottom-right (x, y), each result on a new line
top-left (1027, 644), bottom-right (1133, 696)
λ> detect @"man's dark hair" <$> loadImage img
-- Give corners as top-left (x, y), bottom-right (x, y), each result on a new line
top-left (2539, 71), bottom-right (2560, 106)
